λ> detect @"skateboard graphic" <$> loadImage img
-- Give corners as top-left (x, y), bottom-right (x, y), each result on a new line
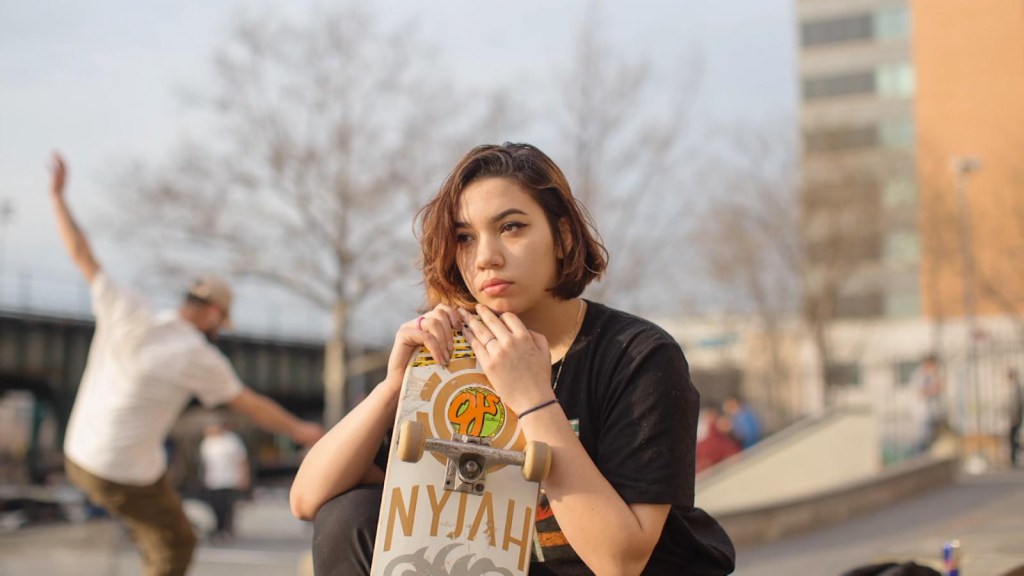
top-left (370, 332), bottom-right (551, 576)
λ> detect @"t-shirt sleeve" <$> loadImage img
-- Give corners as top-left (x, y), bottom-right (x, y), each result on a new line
top-left (373, 429), bottom-right (393, 472)
top-left (187, 346), bottom-right (246, 408)
top-left (90, 272), bottom-right (150, 327)
top-left (595, 338), bottom-right (698, 507)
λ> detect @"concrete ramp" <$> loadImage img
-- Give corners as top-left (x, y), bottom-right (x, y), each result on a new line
top-left (696, 405), bottom-right (881, 515)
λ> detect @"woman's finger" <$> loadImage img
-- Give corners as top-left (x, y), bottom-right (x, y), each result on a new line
top-left (473, 304), bottom-right (512, 342)
top-left (418, 315), bottom-right (453, 365)
top-left (432, 303), bottom-right (462, 331)
top-left (421, 304), bottom-right (465, 361)
top-left (435, 304), bottom-right (463, 356)
top-left (460, 315), bottom-right (492, 363)
top-left (420, 330), bottom-right (450, 367)
top-left (495, 309), bottom-right (529, 338)
top-left (458, 308), bottom-right (497, 346)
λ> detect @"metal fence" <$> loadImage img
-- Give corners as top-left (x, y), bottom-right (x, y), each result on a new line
top-left (828, 336), bottom-right (1024, 467)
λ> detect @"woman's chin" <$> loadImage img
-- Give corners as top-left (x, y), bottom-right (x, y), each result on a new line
top-left (475, 299), bottom-right (518, 315)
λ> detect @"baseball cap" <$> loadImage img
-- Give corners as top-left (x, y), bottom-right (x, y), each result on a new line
top-left (187, 276), bottom-right (234, 328)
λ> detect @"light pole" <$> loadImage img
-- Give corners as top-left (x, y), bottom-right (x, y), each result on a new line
top-left (951, 156), bottom-right (982, 466)
top-left (0, 197), bottom-right (14, 307)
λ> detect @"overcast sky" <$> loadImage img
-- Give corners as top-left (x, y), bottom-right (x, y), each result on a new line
top-left (0, 0), bottom-right (796, 340)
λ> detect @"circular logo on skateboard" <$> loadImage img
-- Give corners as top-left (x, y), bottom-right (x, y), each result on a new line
top-left (417, 370), bottom-right (525, 466)
top-left (447, 385), bottom-right (506, 439)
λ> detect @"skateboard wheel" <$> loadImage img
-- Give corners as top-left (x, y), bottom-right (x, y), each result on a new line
top-left (397, 421), bottom-right (426, 463)
top-left (522, 441), bottom-right (552, 482)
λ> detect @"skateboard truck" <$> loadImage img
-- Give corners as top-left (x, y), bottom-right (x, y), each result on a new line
top-left (397, 421), bottom-right (551, 494)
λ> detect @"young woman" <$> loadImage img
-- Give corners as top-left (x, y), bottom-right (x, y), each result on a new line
top-left (290, 143), bottom-right (735, 575)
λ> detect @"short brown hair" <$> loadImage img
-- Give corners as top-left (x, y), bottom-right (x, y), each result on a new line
top-left (418, 143), bottom-right (608, 307)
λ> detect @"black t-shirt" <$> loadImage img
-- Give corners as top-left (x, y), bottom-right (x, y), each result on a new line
top-left (375, 301), bottom-right (735, 575)
top-left (528, 301), bottom-right (735, 576)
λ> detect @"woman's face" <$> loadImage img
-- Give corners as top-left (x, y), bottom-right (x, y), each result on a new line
top-left (455, 177), bottom-right (561, 315)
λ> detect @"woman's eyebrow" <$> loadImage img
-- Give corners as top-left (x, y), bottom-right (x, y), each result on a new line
top-left (490, 208), bottom-right (528, 223)
top-left (454, 208), bottom-right (529, 229)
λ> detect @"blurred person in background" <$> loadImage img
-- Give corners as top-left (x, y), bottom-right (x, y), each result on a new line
top-left (912, 354), bottom-right (945, 454)
top-left (722, 394), bottom-right (762, 449)
top-left (49, 152), bottom-right (324, 576)
top-left (199, 419), bottom-right (249, 544)
top-left (1008, 368), bottom-right (1023, 468)
top-left (696, 405), bottom-right (741, 472)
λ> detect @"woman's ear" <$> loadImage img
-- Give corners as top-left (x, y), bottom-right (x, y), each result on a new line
top-left (557, 218), bottom-right (573, 259)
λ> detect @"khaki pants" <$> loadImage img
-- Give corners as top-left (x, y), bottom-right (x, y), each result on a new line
top-left (66, 458), bottom-right (197, 576)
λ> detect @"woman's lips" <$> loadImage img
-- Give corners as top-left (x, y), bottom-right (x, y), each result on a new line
top-left (481, 279), bottom-right (512, 296)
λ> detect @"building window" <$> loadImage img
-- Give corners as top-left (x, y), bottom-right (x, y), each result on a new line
top-left (826, 362), bottom-right (863, 387)
top-left (805, 125), bottom-right (878, 152)
top-left (835, 292), bottom-right (885, 318)
top-left (801, 6), bottom-right (910, 48)
top-left (880, 118), bottom-right (915, 149)
top-left (803, 62), bottom-right (913, 102)
top-left (874, 6), bottom-right (911, 40)
top-left (877, 62), bottom-right (915, 98)
top-left (883, 176), bottom-right (916, 208)
top-left (884, 230), bottom-right (920, 265)
top-left (806, 235), bottom-right (882, 267)
top-left (802, 14), bottom-right (872, 47)
top-left (803, 71), bottom-right (876, 100)
top-left (806, 119), bottom-right (913, 153)
top-left (894, 360), bottom-right (919, 386)
top-left (885, 291), bottom-right (921, 317)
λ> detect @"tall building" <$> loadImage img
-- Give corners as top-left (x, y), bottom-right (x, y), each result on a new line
top-left (799, 0), bottom-right (918, 320)
top-left (914, 1), bottom-right (1024, 322)
top-left (797, 0), bottom-right (1024, 323)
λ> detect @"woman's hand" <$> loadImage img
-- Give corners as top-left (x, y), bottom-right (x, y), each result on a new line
top-left (459, 305), bottom-right (555, 414)
top-left (50, 152), bottom-right (67, 197)
top-left (386, 304), bottom-right (463, 382)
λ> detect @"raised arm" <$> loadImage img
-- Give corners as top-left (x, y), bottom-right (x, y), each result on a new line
top-left (49, 153), bottom-right (100, 283)
top-left (227, 388), bottom-right (325, 446)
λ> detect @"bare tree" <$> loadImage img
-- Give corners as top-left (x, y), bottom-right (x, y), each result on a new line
top-left (800, 144), bottom-right (889, 398)
top-left (691, 125), bottom-right (801, 423)
top-left (109, 5), bottom-right (502, 423)
top-left (555, 6), bottom-right (704, 313)
top-left (697, 123), bottom-right (909, 407)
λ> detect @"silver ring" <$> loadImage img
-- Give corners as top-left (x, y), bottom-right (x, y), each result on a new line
top-left (483, 337), bottom-right (497, 346)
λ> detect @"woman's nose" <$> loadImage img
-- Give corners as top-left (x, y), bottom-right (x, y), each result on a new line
top-left (475, 235), bottom-right (503, 269)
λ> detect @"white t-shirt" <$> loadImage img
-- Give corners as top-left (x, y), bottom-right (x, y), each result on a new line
top-left (200, 431), bottom-right (248, 490)
top-left (64, 274), bottom-right (244, 485)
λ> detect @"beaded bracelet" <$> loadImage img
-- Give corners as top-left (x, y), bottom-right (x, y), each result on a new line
top-left (518, 398), bottom-right (559, 419)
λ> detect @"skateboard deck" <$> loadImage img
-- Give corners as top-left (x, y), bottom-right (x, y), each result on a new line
top-left (370, 332), bottom-right (550, 576)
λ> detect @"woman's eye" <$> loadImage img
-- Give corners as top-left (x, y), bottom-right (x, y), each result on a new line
top-left (501, 222), bottom-right (525, 233)
top-left (456, 233), bottom-right (473, 244)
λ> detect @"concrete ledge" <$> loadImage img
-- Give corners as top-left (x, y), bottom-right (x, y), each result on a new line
top-left (696, 406), bottom-right (881, 513)
top-left (719, 456), bottom-right (959, 548)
